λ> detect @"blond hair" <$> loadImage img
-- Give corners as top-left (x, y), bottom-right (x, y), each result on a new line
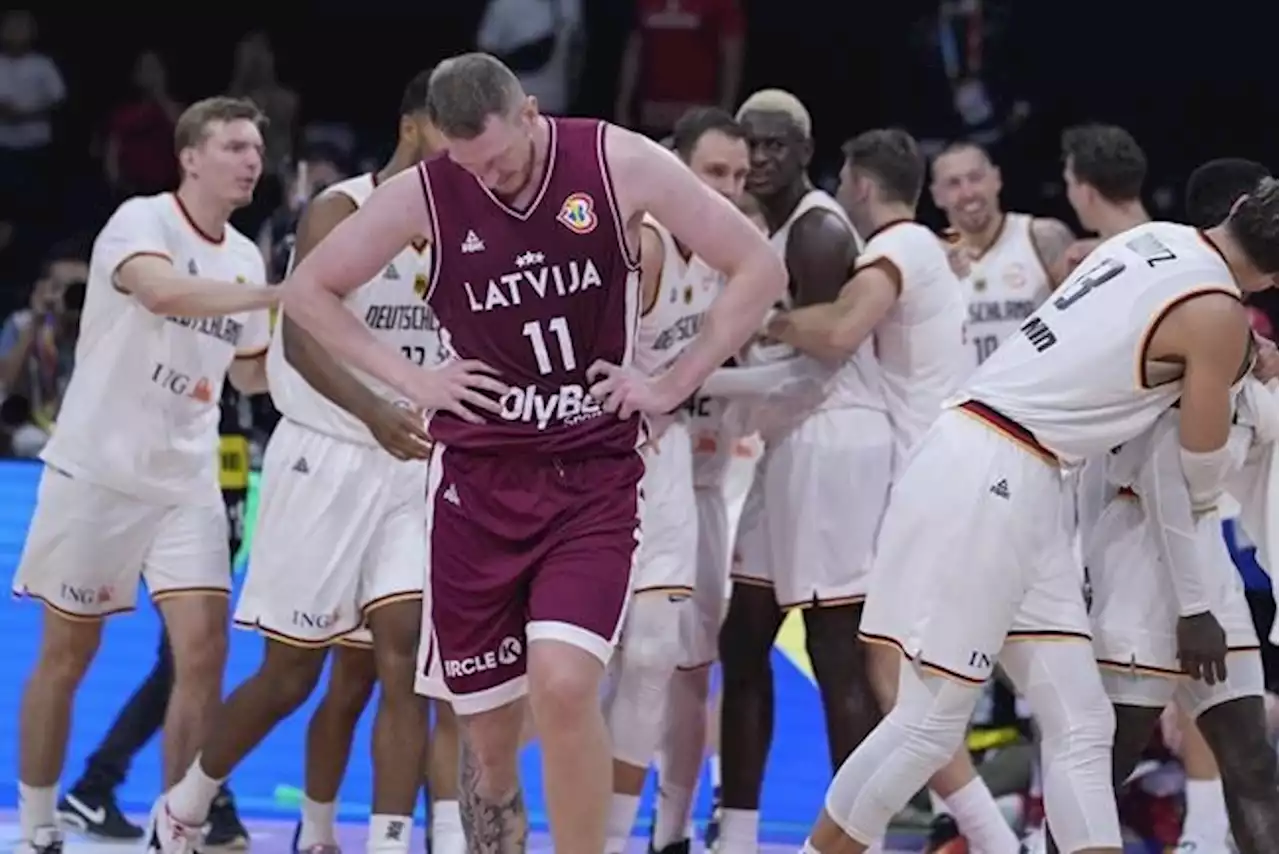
top-left (174, 96), bottom-right (267, 152)
top-left (736, 89), bottom-right (812, 138)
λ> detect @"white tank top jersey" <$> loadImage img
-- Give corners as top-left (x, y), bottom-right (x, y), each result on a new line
top-left (959, 212), bottom-right (1054, 374)
top-left (767, 189), bottom-right (884, 412)
top-left (958, 222), bottom-right (1247, 464)
top-left (267, 174), bottom-right (443, 447)
top-left (858, 219), bottom-right (967, 453)
top-left (42, 193), bottom-right (271, 506)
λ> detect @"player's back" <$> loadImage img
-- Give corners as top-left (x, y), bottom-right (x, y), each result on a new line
top-left (959, 212), bottom-right (1054, 372)
top-left (863, 220), bottom-right (966, 451)
top-left (419, 118), bottom-right (642, 457)
top-left (267, 174), bottom-right (443, 445)
top-left (633, 215), bottom-right (721, 377)
top-left (959, 222), bottom-right (1244, 463)
top-left (46, 193), bottom-right (269, 505)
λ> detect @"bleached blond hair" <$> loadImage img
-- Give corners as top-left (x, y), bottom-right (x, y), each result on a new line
top-left (736, 89), bottom-right (812, 138)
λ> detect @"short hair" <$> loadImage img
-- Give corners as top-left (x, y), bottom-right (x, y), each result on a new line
top-left (1061, 123), bottom-right (1146, 203)
top-left (843, 129), bottom-right (925, 205)
top-left (1226, 176), bottom-right (1279, 274)
top-left (400, 68), bottom-right (435, 116)
top-left (736, 89), bottom-right (812, 138)
top-left (174, 97), bottom-right (266, 152)
top-left (1185, 158), bottom-right (1272, 228)
top-left (933, 140), bottom-right (993, 168)
top-left (671, 107), bottom-right (744, 160)
top-left (426, 53), bottom-right (523, 139)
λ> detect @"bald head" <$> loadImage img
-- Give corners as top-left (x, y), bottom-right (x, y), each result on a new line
top-left (426, 52), bottom-right (525, 140)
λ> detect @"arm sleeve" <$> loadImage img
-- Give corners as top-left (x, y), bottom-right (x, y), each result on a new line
top-left (1139, 414), bottom-right (1213, 616)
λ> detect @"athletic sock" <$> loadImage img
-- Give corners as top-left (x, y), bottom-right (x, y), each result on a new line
top-left (430, 801), bottom-right (465, 854)
top-left (1181, 777), bottom-right (1230, 849)
top-left (719, 808), bottom-right (759, 852)
top-left (945, 778), bottom-right (1020, 854)
top-left (167, 756), bottom-right (224, 826)
top-left (298, 797), bottom-right (338, 848)
top-left (605, 793), bottom-right (642, 853)
top-left (652, 783), bottom-right (695, 849)
top-left (367, 814), bottom-right (412, 854)
top-left (19, 783), bottom-right (56, 841)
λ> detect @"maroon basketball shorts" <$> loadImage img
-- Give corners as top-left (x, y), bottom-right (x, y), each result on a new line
top-left (421, 444), bottom-right (645, 714)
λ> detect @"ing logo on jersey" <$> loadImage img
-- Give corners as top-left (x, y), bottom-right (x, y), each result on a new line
top-left (557, 192), bottom-right (598, 234)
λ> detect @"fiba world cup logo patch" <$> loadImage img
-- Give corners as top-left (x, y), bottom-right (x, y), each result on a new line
top-left (557, 192), bottom-right (598, 234)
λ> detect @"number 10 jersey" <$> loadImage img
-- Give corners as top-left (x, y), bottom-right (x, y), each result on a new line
top-left (957, 222), bottom-right (1243, 463)
top-left (267, 173), bottom-right (443, 447)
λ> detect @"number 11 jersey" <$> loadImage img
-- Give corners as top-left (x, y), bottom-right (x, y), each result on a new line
top-left (958, 222), bottom-right (1244, 463)
top-left (419, 118), bottom-right (643, 457)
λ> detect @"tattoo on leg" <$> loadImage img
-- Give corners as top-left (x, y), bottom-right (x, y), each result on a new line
top-left (458, 736), bottom-right (528, 854)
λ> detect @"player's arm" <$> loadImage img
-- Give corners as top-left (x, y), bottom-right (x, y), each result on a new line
top-left (279, 193), bottom-right (390, 422)
top-left (227, 351), bottom-right (269, 395)
top-left (768, 260), bottom-right (899, 364)
top-left (1030, 217), bottom-right (1078, 286)
top-left (115, 257), bottom-right (278, 318)
top-left (638, 222), bottom-right (665, 316)
top-left (1139, 413), bottom-right (1215, 615)
top-left (281, 168), bottom-right (437, 403)
top-left (609, 126), bottom-right (786, 404)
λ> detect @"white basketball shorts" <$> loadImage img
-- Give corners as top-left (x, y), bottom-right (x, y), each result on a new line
top-left (1088, 493), bottom-right (1262, 716)
top-left (681, 484), bottom-right (732, 669)
top-left (860, 404), bottom-right (1090, 685)
top-left (730, 407), bottom-right (893, 608)
top-left (13, 466), bottom-right (229, 618)
top-left (633, 419), bottom-right (697, 595)
top-left (234, 419), bottom-right (426, 647)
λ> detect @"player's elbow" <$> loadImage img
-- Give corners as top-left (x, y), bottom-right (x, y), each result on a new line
top-left (127, 278), bottom-right (174, 316)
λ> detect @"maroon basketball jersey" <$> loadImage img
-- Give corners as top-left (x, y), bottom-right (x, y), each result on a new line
top-left (419, 118), bottom-right (643, 456)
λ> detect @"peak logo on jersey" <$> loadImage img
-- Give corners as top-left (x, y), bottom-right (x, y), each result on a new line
top-left (557, 192), bottom-right (597, 234)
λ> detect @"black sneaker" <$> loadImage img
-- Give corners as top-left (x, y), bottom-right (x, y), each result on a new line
top-left (923, 814), bottom-right (969, 854)
top-left (649, 840), bottom-right (691, 854)
top-left (205, 789), bottom-right (249, 849)
top-left (703, 786), bottom-right (722, 848)
top-left (57, 788), bottom-right (144, 840)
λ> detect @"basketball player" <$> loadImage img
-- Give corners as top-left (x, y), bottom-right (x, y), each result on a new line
top-left (804, 181), bottom-right (1278, 854)
top-left (601, 106), bottom-right (750, 853)
top-left (931, 141), bottom-right (1076, 373)
top-left (712, 89), bottom-right (886, 853)
top-left (768, 128), bottom-right (1018, 854)
top-left (1085, 391), bottom-right (1278, 854)
top-left (1060, 123), bottom-right (1151, 258)
top-left (279, 53), bottom-right (784, 854)
top-left (11, 97), bottom-right (277, 854)
top-left (154, 73), bottom-right (463, 854)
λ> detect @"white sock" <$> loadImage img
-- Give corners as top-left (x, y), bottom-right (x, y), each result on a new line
top-left (19, 783), bottom-right (56, 841)
top-left (945, 778), bottom-right (1020, 854)
top-left (710, 753), bottom-right (722, 789)
top-left (605, 793), bottom-right (642, 851)
top-left (298, 797), bottom-right (338, 848)
top-left (430, 801), bottom-right (465, 854)
top-left (653, 783), bottom-right (695, 848)
top-left (1182, 778), bottom-right (1230, 846)
top-left (928, 788), bottom-right (951, 817)
top-left (367, 814), bottom-right (413, 853)
top-left (167, 756), bottom-right (225, 825)
top-left (719, 808), bottom-right (760, 849)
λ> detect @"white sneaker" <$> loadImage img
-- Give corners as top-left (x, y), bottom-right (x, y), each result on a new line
top-left (145, 797), bottom-right (205, 854)
top-left (15, 826), bottom-right (63, 854)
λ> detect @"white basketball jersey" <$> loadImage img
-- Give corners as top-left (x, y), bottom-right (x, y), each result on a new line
top-left (42, 193), bottom-right (270, 506)
top-left (267, 174), bottom-right (442, 446)
top-left (959, 222), bottom-right (1244, 463)
top-left (634, 216), bottom-right (721, 376)
top-left (767, 189), bottom-right (883, 412)
top-left (959, 213), bottom-right (1054, 374)
top-left (860, 220), bottom-right (967, 455)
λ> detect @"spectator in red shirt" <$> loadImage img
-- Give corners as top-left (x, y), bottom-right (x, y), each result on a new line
top-left (103, 50), bottom-right (181, 199)
top-left (614, 0), bottom-right (746, 138)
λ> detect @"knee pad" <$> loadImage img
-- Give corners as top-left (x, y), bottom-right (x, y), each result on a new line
top-left (825, 664), bottom-right (979, 844)
top-left (621, 593), bottom-right (689, 673)
top-left (607, 596), bottom-right (687, 767)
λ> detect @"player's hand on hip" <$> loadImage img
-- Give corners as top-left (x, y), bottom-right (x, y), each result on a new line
top-left (1251, 334), bottom-right (1278, 383)
top-left (588, 360), bottom-right (674, 419)
top-left (416, 359), bottom-right (509, 424)
top-left (1176, 611), bottom-right (1229, 685)
top-left (366, 401), bottom-right (434, 461)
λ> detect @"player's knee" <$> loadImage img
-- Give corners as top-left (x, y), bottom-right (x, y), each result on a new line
top-left (718, 589), bottom-right (777, 675)
top-left (259, 640), bottom-right (328, 713)
top-left (323, 647), bottom-right (378, 718)
top-left (1038, 684), bottom-right (1115, 771)
top-left (883, 668), bottom-right (975, 766)
top-left (527, 640), bottom-right (605, 728)
top-left (370, 608), bottom-right (422, 699)
top-left (621, 593), bottom-right (687, 674)
top-left (1199, 699), bottom-right (1278, 796)
top-left (459, 703), bottom-right (524, 791)
top-left (35, 614), bottom-right (100, 688)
